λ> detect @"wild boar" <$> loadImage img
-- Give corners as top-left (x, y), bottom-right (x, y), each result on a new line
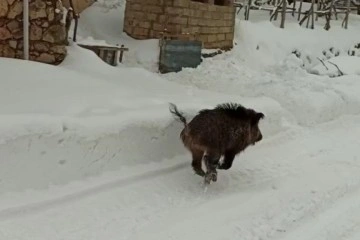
top-left (169, 102), bottom-right (265, 184)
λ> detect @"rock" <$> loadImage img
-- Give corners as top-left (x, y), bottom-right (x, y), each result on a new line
top-left (42, 25), bottom-right (65, 43)
top-left (7, 20), bottom-right (20, 32)
top-left (30, 25), bottom-right (43, 40)
top-left (29, 55), bottom-right (37, 61)
top-left (30, 51), bottom-right (40, 57)
top-left (12, 29), bottom-right (22, 39)
top-left (55, 53), bottom-right (66, 64)
top-left (7, 1), bottom-right (22, 19)
top-left (35, 0), bottom-right (46, 9)
top-left (0, 27), bottom-right (12, 40)
top-left (7, 0), bottom-right (16, 5)
top-left (0, 1), bottom-right (9, 18)
top-left (34, 19), bottom-right (43, 26)
top-left (56, 0), bottom-right (63, 10)
top-left (15, 50), bottom-right (23, 58)
top-left (33, 42), bottom-right (50, 52)
top-left (47, 7), bottom-right (55, 21)
top-left (0, 18), bottom-right (6, 27)
top-left (0, 44), bottom-right (15, 58)
top-left (42, 22), bottom-right (49, 28)
top-left (50, 45), bottom-right (66, 54)
top-left (9, 40), bottom-right (17, 49)
top-left (29, 2), bottom-right (47, 19)
top-left (36, 53), bottom-right (56, 63)
top-left (17, 40), bottom-right (23, 49)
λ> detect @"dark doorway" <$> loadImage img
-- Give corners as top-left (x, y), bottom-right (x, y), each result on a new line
top-left (214, 0), bottom-right (226, 5)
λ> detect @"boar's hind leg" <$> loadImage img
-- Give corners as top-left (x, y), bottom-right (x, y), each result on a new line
top-left (191, 150), bottom-right (205, 177)
top-left (204, 152), bottom-right (221, 184)
top-left (218, 151), bottom-right (235, 170)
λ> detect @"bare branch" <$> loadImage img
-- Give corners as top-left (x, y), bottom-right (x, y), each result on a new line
top-left (317, 57), bottom-right (329, 70)
top-left (328, 61), bottom-right (344, 76)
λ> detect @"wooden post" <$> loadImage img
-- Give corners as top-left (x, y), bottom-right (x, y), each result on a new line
top-left (315, 0), bottom-right (321, 21)
top-left (274, 0), bottom-right (280, 20)
top-left (119, 44), bottom-right (125, 63)
top-left (69, 0), bottom-right (79, 42)
top-left (306, 7), bottom-right (311, 28)
top-left (280, 0), bottom-right (287, 28)
top-left (292, 0), bottom-right (296, 17)
top-left (115, 44), bottom-right (120, 66)
top-left (324, 0), bottom-right (334, 30)
top-left (344, 0), bottom-right (351, 29)
top-left (311, 0), bottom-right (315, 29)
top-left (298, 0), bottom-right (303, 21)
top-left (245, 0), bottom-right (252, 20)
top-left (23, 0), bottom-right (29, 60)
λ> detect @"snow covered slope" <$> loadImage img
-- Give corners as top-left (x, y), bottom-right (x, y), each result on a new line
top-left (0, 45), bottom-right (287, 193)
top-left (0, 1), bottom-right (360, 240)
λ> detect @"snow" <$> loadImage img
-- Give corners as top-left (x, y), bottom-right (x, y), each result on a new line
top-left (1, 1), bottom-right (360, 240)
top-left (309, 56), bottom-right (360, 77)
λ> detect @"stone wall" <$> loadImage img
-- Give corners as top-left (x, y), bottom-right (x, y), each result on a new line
top-left (123, 0), bottom-right (236, 49)
top-left (0, 0), bottom-right (67, 64)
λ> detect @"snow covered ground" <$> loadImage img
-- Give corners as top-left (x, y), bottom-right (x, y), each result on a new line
top-left (1, 1), bottom-right (360, 240)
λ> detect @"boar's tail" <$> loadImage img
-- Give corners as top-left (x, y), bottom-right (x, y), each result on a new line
top-left (169, 103), bottom-right (187, 126)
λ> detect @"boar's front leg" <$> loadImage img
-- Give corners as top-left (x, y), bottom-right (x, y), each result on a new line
top-left (191, 149), bottom-right (205, 177)
top-left (204, 152), bottom-right (220, 184)
top-left (218, 151), bottom-right (235, 170)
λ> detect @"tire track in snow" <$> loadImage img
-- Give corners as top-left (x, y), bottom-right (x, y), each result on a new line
top-left (128, 170), bottom-right (360, 240)
top-left (1, 116), bottom-right (359, 240)
top-left (0, 126), bottom-right (297, 222)
top-left (0, 162), bottom-right (188, 221)
top-left (128, 116), bottom-right (360, 240)
top-left (276, 185), bottom-right (360, 240)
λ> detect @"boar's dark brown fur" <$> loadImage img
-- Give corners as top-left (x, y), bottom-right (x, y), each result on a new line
top-left (169, 102), bottom-right (265, 184)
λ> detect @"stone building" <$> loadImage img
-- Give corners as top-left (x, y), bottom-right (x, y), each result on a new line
top-left (0, 0), bottom-right (94, 65)
top-left (124, 0), bottom-right (236, 50)
top-left (0, 0), bottom-right (70, 64)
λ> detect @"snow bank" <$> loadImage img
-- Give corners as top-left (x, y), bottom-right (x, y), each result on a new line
top-left (0, 45), bottom-right (289, 193)
top-left (0, 118), bottom-right (186, 194)
top-left (0, 43), bottom-right (288, 140)
top-left (233, 8), bottom-right (360, 69)
top-left (309, 56), bottom-right (360, 77)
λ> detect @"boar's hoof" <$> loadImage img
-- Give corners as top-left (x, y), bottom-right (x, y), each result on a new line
top-left (204, 172), bottom-right (217, 184)
top-left (194, 168), bottom-right (206, 177)
top-left (211, 172), bottom-right (217, 182)
top-left (204, 176), bottom-right (211, 185)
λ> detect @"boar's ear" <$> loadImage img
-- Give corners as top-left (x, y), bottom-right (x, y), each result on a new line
top-left (251, 112), bottom-right (265, 125)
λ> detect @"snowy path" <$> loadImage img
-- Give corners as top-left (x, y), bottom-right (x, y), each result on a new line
top-left (0, 115), bottom-right (359, 240)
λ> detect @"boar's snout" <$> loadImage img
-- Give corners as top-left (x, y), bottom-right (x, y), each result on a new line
top-left (253, 131), bottom-right (262, 145)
